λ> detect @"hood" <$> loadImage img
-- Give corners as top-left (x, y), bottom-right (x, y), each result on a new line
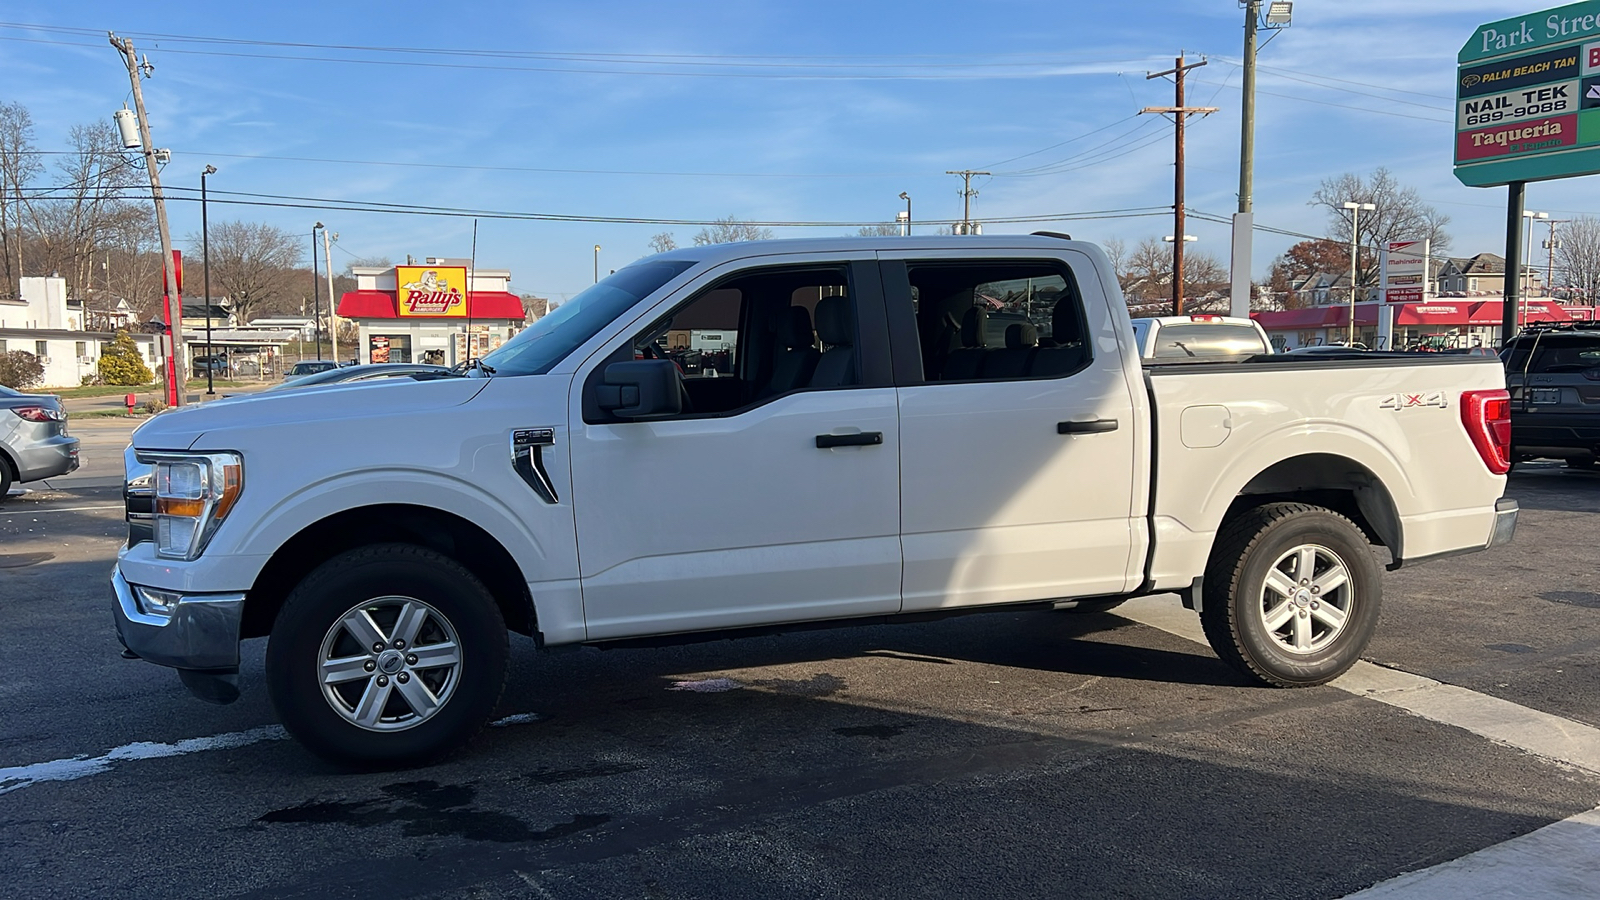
top-left (132, 376), bottom-right (493, 450)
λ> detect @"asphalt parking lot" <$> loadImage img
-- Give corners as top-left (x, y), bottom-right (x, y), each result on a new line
top-left (3, 419), bottom-right (1599, 899)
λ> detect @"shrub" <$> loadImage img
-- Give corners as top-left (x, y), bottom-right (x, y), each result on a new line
top-left (99, 331), bottom-right (154, 386)
top-left (0, 350), bottom-right (44, 390)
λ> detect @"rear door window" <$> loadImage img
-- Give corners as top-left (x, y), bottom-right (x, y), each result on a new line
top-left (1528, 336), bottom-right (1600, 373)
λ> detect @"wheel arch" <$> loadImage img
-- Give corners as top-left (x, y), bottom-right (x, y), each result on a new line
top-left (1221, 453), bottom-right (1403, 559)
top-left (242, 503), bottom-right (537, 642)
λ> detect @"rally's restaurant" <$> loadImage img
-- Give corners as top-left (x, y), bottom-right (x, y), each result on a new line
top-left (1252, 297), bottom-right (1595, 351)
top-left (336, 259), bottom-right (526, 366)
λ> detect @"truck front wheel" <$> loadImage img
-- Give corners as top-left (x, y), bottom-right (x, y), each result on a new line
top-left (1200, 503), bottom-right (1381, 687)
top-left (266, 543), bottom-right (509, 767)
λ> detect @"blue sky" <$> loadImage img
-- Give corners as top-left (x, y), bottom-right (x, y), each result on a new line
top-left (1, 1), bottom-right (1592, 302)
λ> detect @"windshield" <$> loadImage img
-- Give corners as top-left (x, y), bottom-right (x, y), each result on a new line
top-left (1149, 324), bottom-right (1268, 358)
top-left (480, 260), bottom-right (696, 377)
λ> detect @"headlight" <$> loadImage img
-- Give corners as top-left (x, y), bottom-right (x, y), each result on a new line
top-left (141, 451), bottom-right (244, 560)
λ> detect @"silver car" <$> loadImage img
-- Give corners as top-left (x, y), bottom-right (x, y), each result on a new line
top-left (0, 385), bottom-right (79, 500)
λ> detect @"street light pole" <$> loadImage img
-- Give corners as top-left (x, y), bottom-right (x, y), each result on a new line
top-left (1521, 210), bottom-right (1548, 326)
top-left (201, 165), bottom-right (216, 394)
top-left (899, 191), bottom-right (912, 236)
top-left (311, 223), bottom-right (323, 361)
top-left (594, 244), bottom-right (601, 284)
top-left (1343, 201), bottom-right (1376, 347)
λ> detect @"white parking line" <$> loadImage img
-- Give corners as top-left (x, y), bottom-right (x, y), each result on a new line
top-left (0, 726), bottom-right (286, 795)
top-left (0, 504), bottom-right (122, 515)
top-left (1117, 596), bottom-right (1600, 899)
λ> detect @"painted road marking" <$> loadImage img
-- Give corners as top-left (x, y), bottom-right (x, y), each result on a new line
top-left (1117, 596), bottom-right (1600, 900)
top-left (0, 726), bottom-right (286, 795)
top-left (1344, 806), bottom-right (1600, 898)
top-left (0, 504), bottom-right (122, 515)
top-left (1118, 596), bottom-right (1600, 775)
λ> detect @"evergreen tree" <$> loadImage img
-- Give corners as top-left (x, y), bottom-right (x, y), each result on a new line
top-left (98, 331), bottom-right (153, 386)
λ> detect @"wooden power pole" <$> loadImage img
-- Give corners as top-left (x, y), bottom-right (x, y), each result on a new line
top-left (945, 170), bottom-right (990, 234)
top-left (1142, 54), bottom-right (1218, 315)
top-left (110, 33), bottom-right (186, 405)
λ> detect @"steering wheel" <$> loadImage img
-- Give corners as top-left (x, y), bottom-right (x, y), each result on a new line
top-left (639, 342), bottom-right (693, 414)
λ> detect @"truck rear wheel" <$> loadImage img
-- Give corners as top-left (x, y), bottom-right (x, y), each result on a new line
top-left (1200, 503), bottom-right (1380, 687)
top-left (266, 543), bottom-right (508, 767)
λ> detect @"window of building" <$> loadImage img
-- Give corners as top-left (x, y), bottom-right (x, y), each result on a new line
top-left (35, 340), bottom-right (48, 358)
top-left (75, 341), bottom-right (87, 357)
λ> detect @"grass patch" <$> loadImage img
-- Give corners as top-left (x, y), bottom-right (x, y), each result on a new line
top-left (73, 409), bottom-right (148, 419)
top-left (46, 380), bottom-right (265, 399)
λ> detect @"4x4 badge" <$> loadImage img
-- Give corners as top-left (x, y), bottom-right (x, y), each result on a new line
top-left (510, 428), bottom-right (558, 503)
top-left (1379, 392), bottom-right (1448, 411)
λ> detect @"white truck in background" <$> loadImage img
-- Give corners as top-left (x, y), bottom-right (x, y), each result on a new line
top-left (112, 235), bottom-right (1517, 766)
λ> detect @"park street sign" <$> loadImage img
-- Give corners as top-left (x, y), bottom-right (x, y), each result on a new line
top-left (1456, 1), bottom-right (1600, 187)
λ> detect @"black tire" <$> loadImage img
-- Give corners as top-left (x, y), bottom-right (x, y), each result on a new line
top-left (0, 456), bottom-right (12, 504)
top-left (266, 543), bottom-right (508, 767)
top-left (1200, 503), bottom-right (1381, 687)
top-left (1056, 597), bottom-right (1127, 614)
top-left (1565, 456), bottom-right (1597, 470)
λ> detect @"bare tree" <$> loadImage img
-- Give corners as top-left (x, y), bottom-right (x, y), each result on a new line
top-left (190, 221), bottom-right (303, 325)
top-left (1556, 216), bottom-right (1600, 301)
top-left (0, 101), bottom-right (41, 299)
top-left (692, 217), bottom-right (774, 245)
top-left (648, 232), bottom-right (677, 254)
top-left (1120, 236), bottom-right (1228, 313)
top-left (23, 123), bottom-right (144, 306)
top-left (856, 223), bottom-right (901, 237)
top-left (1311, 168), bottom-right (1451, 295)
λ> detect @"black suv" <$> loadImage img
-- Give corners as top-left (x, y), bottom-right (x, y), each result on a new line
top-left (1503, 326), bottom-right (1600, 467)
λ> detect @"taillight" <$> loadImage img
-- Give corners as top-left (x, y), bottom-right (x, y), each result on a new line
top-left (10, 405), bottom-right (64, 423)
top-left (1461, 389), bottom-right (1512, 475)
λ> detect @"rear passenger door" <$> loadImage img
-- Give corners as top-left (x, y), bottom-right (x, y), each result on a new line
top-left (879, 250), bottom-right (1144, 611)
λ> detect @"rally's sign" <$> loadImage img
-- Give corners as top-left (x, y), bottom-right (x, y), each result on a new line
top-left (396, 266), bottom-right (468, 317)
top-left (1457, 2), bottom-right (1600, 186)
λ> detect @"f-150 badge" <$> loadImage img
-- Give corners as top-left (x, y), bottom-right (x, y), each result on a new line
top-left (1379, 392), bottom-right (1449, 410)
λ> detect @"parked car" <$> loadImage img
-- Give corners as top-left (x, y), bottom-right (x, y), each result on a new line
top-left (263, 363), bottom-right (458, 392)
top-left (282, 360), bottom-right (339, 381)
top-left (1501, 326), bottom-right (1600, 467)
top-left (1129, 314), bottom-right (1273, 359)
top-left (192, 355), bottom-right (230, 378)
top-left (113, 235), bottom-right (1515, 765)
top-left (0, 385), bottom-right (79, 500)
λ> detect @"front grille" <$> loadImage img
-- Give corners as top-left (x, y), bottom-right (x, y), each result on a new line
top-left (124, 446), bottom-right (153, 547)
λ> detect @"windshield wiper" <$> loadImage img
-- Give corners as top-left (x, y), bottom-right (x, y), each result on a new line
top-left (459, 358), bottom-right (496, 377)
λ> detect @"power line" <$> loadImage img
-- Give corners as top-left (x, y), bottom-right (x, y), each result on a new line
top-left (982, 114), bottom-right (1141, 170)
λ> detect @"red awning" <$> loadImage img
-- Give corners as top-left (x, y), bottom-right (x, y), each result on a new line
top-left (1256, 300), bottom-right (1575, 330)
top-left (336, 290), bottom-right (525, 319)
top-left (1251, 307), bottom-right (1342, 329)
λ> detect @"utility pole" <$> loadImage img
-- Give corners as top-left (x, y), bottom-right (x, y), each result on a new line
top-left (1233, 2), bottom-right (1259, 318)
top-left (1543, 218), bottom-right (1569, 300)
top-left (945, 170), bottom-right (990, 234)
top-left (322, 228), bottom-right (339, 363)
top-left (311, 223), bottom-right (323, 361)
top-left (1143, 54), bottom-right (1219, 315)
top-left (110, 33), bottom-right (185, 405)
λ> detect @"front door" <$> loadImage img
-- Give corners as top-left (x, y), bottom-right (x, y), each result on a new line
top-left (569, 257), bottom-right (903, 640)
top-left (881, 250), bottom-right (1144, 611)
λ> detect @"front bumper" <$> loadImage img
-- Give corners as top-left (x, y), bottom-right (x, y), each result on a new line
top-left (111, 567), bottom-right (245, 672)
top-left (1489, 497), bottom-right (1519, 549)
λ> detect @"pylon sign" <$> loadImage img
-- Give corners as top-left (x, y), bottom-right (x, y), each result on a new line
top-left (1457, 2), bottom-right (1600, 186)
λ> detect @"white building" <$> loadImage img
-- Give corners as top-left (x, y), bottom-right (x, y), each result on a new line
top-left (0, 276), bottom-right (158, 388)
top-left (337, 259), bottom-right (525, 366)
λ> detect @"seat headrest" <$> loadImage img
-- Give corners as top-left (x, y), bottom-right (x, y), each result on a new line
top-left (960, 306), bottom-right (988, 348)
top-left (1052, 296), bottom-right (1082, 344)
top-left (776, 305), bottom-right (814, 350)
top-left (1005, 322), bottom-right (1038, 349)
top-left (814, 295), bottom-right (853, 347)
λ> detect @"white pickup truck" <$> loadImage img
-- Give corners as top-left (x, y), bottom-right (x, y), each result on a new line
top-left (112, 236), bottom-right (1518, 766)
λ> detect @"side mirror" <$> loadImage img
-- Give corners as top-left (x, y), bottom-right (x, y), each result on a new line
top-left (594, 359), bottom-right (682, 418)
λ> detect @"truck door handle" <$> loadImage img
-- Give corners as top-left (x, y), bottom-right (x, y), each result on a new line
top-left (816, 432), bottom-right (884, 448)
top-left (1058, 418), bottom-right (1119, 435)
